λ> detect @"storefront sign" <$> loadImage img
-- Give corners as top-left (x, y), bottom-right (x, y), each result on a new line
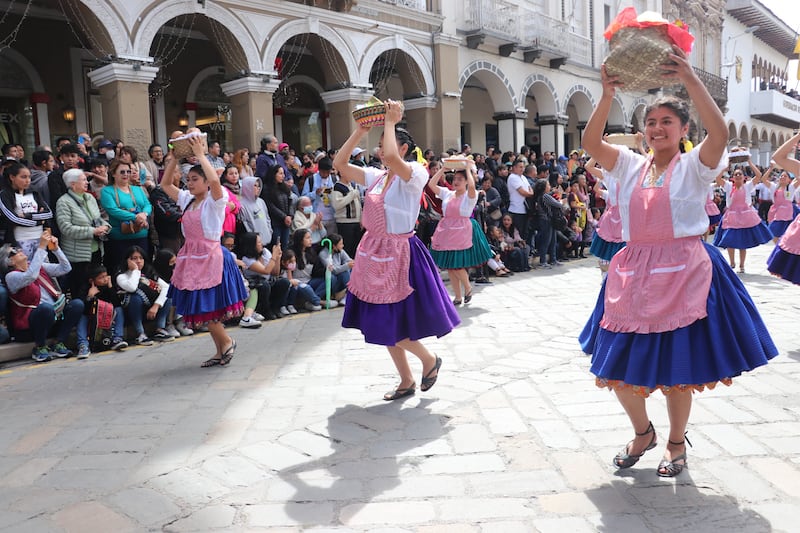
top-left (0, 112), bottom-right (20, 123)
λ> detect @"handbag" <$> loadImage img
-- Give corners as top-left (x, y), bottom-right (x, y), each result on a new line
top-left (114, 187), bottom-right (146, 234)
top-left (549, 203), bottom-right (568, 231)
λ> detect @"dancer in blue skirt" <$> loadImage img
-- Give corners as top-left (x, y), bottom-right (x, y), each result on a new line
top-left (333, 100), bottom-right (460, 401)
top-left (766, 132), bottom-right (800, 282)
top-left (586, 157), bottom-right (625, 278)
top-left (713, 158), bottom-right (771, 273)
top-left (580, 46), bottom-right (777, 477)
top-left (162, 136), bottom-right (248, 367)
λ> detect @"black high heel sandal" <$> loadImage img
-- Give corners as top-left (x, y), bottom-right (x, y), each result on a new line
top-left (657, 433), bottom-right (692, 477)
top-left (613, 421), bottom-right (657, 469)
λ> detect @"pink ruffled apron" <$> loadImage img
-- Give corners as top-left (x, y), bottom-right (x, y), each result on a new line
top-left (722, 185), bottom-right (761, 229)
top-left (596, 183), bottom-right (623, 242)
top-left (348, 173), bottom-right (414, 304)
top-left (431, 193), bottom-right (472, 251)
top-left (705, 188), bottom-right (720, 216)
top-left (768, 187), bottom-right (793, 223)
top-left (778, 215), bottom-right (800, 254)
top-left (601, 153), bottom-right (711, 333)
top-left (171, 206), bottom-right (223, 290)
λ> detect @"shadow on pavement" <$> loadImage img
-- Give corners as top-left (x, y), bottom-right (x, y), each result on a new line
top-left (584, 470), bottom-right (771, 532)
top-left (277, 399), bottom-right (450, 527)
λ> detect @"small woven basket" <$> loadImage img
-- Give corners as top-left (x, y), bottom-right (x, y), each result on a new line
top-left (605, 133), bottom-right (639, 149)
top-left (605, 26), bottom-right (678, 92)
top-left (729, 149), bottom-right (751, 164)
top-left (442, 157), bottom-right (470, 170)
top-left (171, 132), bottom-right (208, 159)
top-left (352, 104), bottom-right (386, 128)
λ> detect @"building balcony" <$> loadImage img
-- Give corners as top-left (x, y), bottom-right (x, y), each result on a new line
top-left (672, 68), bottom-right (728, 110)
top-left (750, 89), bottom-right (800, 128)
top-left (461, 0), bottom-right (521, 51)
top-left (520, 11), bottom-right (592, 67)
top-left (376, 0), bottom-right (428, 9)
top-left (695, 68), bottom-right (728, 107)
top-left (460, 1), bottom-right (593, 67)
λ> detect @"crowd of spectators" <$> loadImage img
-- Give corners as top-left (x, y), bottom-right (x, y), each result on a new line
top-left (13, 127), bottom-right (774, 362)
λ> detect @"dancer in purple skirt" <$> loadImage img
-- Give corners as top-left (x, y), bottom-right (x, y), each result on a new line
top-left (333, 100), bottom-right (460, 401)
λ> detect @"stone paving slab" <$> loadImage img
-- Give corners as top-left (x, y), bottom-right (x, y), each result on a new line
top-left (0, 244), bottom-right (797, 531)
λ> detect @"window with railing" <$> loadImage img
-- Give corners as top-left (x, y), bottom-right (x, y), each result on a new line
top-left (377, 0), bottom-right (428, 10)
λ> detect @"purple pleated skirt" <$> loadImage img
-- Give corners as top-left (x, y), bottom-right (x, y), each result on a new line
top-left (342, 235), bottom-right (461, 346)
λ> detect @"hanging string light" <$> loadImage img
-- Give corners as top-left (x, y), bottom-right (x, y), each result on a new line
top-left (154, 13), bottom-right (198, 68)
top-left (274, 32), bottom-right (311, 108)
top-left (0, 0), bottom-right (32, 52)
top-left (319, 36), bottom-right (349, 89)
top-left (402, 50), bottom-right (427, 97)
top-left (58, 0), bottom-right (110, 60)
top-left (209, 19), bottom-right (247, 73)
top-left (371, 48), bottom-right (398, 98)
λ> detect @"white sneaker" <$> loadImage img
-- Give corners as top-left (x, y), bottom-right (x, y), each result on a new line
top-left (278, 306), bottom-right (290, 316)
top-left (304, 302), bottom-right (322, 312)
top-left (287, 305), bottom-right (298, 314)
top-left (338, 296), bottom-right (347, 306)
top-left (324, 300), bottom-right (339, 309)
top-left (165, 324), bottom-right (180, 338)
top-left (239, 315), bottom-right (262, 329)
top-left (175, 319), bottom-right (194, 336)
top-left (253, 312), bottom-right (266, 321)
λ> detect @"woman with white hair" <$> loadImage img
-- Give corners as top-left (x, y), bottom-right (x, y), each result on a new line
top-left (56, 168), bottom-right (111, 299)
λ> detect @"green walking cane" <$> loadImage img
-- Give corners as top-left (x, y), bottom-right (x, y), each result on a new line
top-left (320, 237), bottom-right (333, 309)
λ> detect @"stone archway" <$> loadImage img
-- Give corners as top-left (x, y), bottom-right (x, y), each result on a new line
top-left (459, 61), bottom-right (517, 152)
top-left (563, 86), bottom-right (595, 152)
top-left (520, 75), bottom-right (559, 156)
top-left (360, 36), bottom-right (434, 97)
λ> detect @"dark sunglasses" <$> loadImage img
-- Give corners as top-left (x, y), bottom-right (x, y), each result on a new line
top-left (118, 169), bottom-right (134, 175)
top-left (8, 247), bottom-right (21, 257)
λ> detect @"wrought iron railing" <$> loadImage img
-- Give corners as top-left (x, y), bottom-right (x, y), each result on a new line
top-left (377, 0), bottom-right (427, 9)
top-left (463, 0), bottom-right (520, 39)
top-left (694, 67), bottom-right (728, 105)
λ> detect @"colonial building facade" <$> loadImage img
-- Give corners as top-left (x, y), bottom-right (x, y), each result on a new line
top-left (0, 0), bottom-right (794, 161)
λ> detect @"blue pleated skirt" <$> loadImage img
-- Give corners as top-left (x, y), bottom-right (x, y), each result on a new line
top-left (588, 235), bottom-right (626, 261)
top-left (429, 219), bottom-right (494, 269)
top-left (343, 235), bottom-right (461, 346)
top-left (579, 242), bottom-right (777, 395)
top-left (766, 244), bottom-right (800, 284)
top-left (708, 213), bottom-right (722, 226)
top-left (768, 219), bottom-right (791, 239)
top-left (169, 246), bottom-right (248, 327)
top-left (714, 221), bottom-right (772, 249)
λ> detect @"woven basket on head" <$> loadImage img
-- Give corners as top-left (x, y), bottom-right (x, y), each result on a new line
top-left (606, 133), bottom-right (639, 149)
top-left (729, 149), bottom-right (751, 163)
top-left (352, 104), bottom-right (386, 128)
top-left (605, 26), bottom-right (679, 92)
top-left (171, 132), bottom-right (208, 159)
top-left (442, 157), bottom-right (470, 170)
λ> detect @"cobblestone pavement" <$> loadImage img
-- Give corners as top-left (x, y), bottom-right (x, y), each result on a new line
top-left (0, 243), bottom-right (798, 532)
